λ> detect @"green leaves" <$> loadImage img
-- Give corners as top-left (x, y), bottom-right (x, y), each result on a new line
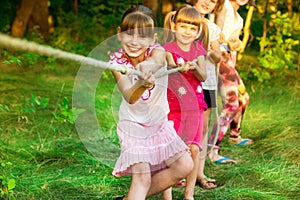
top-left (0, 104), bottom-right (10, 112)
top-left (0, 161), bottom-right (16, 199)
top-left (24, 94), bottom-right (50, 115)
top-left (256, 11), bottom-right (299, 82)
top-left (53, 97), bottom-right (85, 125)
top-left (2, 55), bottom-right (22, 67)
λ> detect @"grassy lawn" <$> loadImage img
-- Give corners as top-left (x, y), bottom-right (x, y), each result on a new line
top-left (0, 53), bottom-right (299, 199)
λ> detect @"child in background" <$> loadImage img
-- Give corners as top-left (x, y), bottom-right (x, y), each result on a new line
top-left (192, 0), bottom-right (225, 189)
top-left (110, 5), bottom-right (194, 200)
top-left (209, 0), bottom-right (255, 164)
top-left (162, 4), bottom-right (208, 200)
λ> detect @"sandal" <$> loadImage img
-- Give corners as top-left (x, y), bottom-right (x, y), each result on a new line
top-left (214, 156), bottom-right (237, 164)
top-left (114, 196), bottom-right (125, 200)
top-left (176, 179), bottom-right (186, 187)
top-left (196, 177), bottom-right (217, 189)
top-left (229, 136), bottom-right (253, 146)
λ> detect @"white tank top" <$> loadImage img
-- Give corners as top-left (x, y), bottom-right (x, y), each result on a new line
top-left (202, 19), bottom-right (221, 90)
top-left (110, 45), bottom-right (169, 126)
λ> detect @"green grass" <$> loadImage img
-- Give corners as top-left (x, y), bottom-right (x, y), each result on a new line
top-left (0, 57), bottom-right (299, 200)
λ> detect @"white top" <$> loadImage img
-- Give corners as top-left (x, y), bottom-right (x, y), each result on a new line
top-left (221, 0), bottom-right (244, 41)
top-left (202, 18), bottom-right (221, 90)
top-left (110, 46), bottom-right (169, 126)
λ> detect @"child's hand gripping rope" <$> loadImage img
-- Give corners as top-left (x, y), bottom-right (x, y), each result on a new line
top-left (136, 60), bottom-right (155, 88)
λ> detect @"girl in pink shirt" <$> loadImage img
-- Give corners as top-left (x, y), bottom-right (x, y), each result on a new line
top-left (162, 4), bottom-right (208, 200)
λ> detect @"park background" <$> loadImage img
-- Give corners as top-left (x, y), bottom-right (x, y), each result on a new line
top-left (0, 0), bottom-right (299, 199)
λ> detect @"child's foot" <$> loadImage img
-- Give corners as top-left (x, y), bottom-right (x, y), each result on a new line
top-left (229, 136), bottom-right (253, 146)
top-left (196, 177), bottom-right (217, 189)
top-left (209, 151), bottom-right (237, 164)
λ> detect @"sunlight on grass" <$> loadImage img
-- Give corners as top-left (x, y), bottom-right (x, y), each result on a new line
top-left (1, 62), bottom-right (299, 199)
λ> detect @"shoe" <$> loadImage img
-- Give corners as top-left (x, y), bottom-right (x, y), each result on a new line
top-left (229, 136), bottom-right (253, 146)
top-left (213, 156), bottom-right (237, 164)
top-left (176, 179), bottom-right (186, 187)
top-left (196, 177), bottom-right (217, 189)
top-left (114, 196), bottom-right (125, 200)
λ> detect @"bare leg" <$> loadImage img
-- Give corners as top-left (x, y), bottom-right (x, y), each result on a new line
top-left (161, 187), bottom-right (172, 200)
top-left (198, 109), bottom-right (214, 179)
top-left (146, 152), bottom-right (193, 197)
top-left (198, 108), bottom-right (210, 179)
top-left (127, 163), bottom-right (151, 200)
top-left (184, 144), bottom-right (200, 200)
top-left (209, 148), bottom-right (237, 164)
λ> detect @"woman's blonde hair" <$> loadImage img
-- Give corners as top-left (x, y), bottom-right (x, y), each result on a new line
top-left (164, 4), bottom-right (209, 50)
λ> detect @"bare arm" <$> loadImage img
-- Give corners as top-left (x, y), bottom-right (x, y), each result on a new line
top-left (207, 40), bottom-right (221, 64)
top-left (112, 70), bottom-right (154, 104)
top-left (111, 47), bottom-right (166, 104)
top-left (140, 46), bottom-right (167, 73)
top-left (166, 52), bottom-right (177, 68)
top-left (215, 5), bottom-right (227, 32)
top-left (192, 55), bottom-right (207, 82)
top-left (227, 28), bottom-right (243, 51)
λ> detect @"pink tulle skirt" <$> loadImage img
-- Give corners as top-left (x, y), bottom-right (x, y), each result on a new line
top-left (112, 119), bottom-right (188, 177)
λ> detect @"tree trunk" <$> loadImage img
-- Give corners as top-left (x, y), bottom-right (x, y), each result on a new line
top-left (27, 0), bottom-right (49, 41)
top-left (260, 0), bottom-right (269, 52)
top-left (238, 5), bottom-right (255, 60)
top-left (74, 0), bottom-right (78, 15)
top-left (11, 0), bottom-right (37, 38)
top-left (108, 0), bottom-right (118, 37)
top-left (142, 0), bottom-right (159, 19)
top-left (286, 0), bottom-right (293, 17)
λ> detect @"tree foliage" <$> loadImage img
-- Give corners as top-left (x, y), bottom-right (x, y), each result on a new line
top-left (246, 1), bottom-right (300, 82)
top-left (0, 0), bottom-right (299, 83)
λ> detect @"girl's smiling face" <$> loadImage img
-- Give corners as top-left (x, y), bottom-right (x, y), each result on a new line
top-left (173, 22), bottom-right (200, 47)
top-left (118, 12), bottom-right (155, 62)
top-left (118, 27), bottom-right (154, 59)
top-left (194, 0), bottom-right (217, 15)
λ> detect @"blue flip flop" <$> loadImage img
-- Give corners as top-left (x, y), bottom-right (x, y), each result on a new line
top-left (235, 139), bottom-right (251, 146)
top-left (214, 156), bottom-right (236, 164)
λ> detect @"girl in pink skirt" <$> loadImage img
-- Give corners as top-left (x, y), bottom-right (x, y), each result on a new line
top-left (110, 5), bottom-right (193, 200)
top-left (162, 5), bottom-right (208, 200)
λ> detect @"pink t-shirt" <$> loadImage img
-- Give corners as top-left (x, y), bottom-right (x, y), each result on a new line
top-left (163, 41), bottom-right (207, 111)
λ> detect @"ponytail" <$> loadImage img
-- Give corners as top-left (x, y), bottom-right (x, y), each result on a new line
top-left (163, 11), bottom-right (176, 43)
top-left (197, 20), bottom-right (209, 51)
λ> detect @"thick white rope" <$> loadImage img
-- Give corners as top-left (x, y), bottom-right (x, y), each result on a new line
top-left (0, 33), bottom-right (128, 72)
top-left (0, 33), bottom-right (183, 77)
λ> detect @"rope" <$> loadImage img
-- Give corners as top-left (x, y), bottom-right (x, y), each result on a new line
top-left (0, 33), bottom-right (183, 77)
top-left (0, 33), bottom-right (129, 72)
top-left (154, 66), bottom-right (184, 78)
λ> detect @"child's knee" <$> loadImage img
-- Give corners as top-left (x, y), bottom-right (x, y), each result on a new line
top-left (174, 152), bottom-right (194, 178)
top-left (132, 173), bottom-right (152, 188)
top-left (182, 153), bottom-right (194, 176)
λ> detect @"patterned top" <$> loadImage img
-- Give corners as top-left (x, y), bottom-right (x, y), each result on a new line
top-left (202, 18), bottom-right (221, 90)
top-left (109, 43), bottom-right (169, 126)
top-left (163, 41), bottom-right (207, 111)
